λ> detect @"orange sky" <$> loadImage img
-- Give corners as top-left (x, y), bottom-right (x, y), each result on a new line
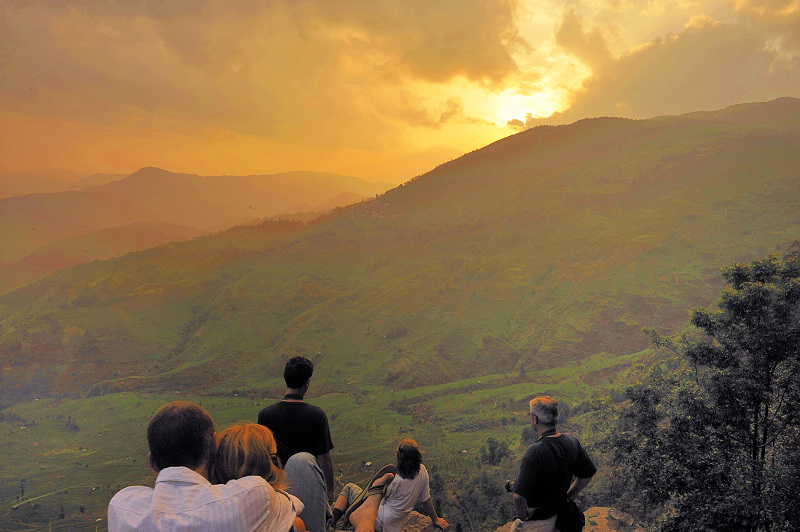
top-left (1, 0), bottom-right (798, 183)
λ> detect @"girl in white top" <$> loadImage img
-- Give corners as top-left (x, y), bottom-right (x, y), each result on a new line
top-left (332, 439), bottom-right (449, 532)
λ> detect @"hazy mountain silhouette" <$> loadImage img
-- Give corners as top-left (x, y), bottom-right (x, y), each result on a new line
top-left (662, 96), bottom-right (800, 130)
top-left (73, 173), bottom-right (127, 189)
top-left (0, 169), bottom-right (393, 290)
top-left (0, 222), bottom-right (205, 294)
top-left (0, 98), bottom-right (798, 405)
top-left (0, 168), bottom-right (92, 199)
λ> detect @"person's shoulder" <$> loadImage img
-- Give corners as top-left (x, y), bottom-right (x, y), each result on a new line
top-left (211, 477), bottom-right (291, 520)
top-left (524, 438), bottom-right (548, 455)
top-left (258, 401), bottom-right (283, 417)
top-left (108, 484), bottom-right (154, 510)
top-left (293, 401), bottom-right (328, 418)
top-left (211, 475), bottom-right (272, 500)
top-left (110, 485), bottom-right (153, 499)
top-left (418, 464), bottom-right (431, 484)
top-left (419, 463), bottom-right (429, 477)
top-left (218, 475), bottom-right (270, 491)
top-left (306, 402), bottom-right (328, 415)
top-left (556, 432), bottom-right (584, 449)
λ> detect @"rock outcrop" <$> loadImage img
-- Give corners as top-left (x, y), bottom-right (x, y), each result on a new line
top-left (490, 507), bottom-right (644, 532)
top-left (335, 511), bottom-right (441, 532)
top-left (338, 506), bottom-right (643, 532)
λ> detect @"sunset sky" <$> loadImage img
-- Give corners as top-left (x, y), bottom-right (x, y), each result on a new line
top-left (1, 0), bottom-right (798, 183)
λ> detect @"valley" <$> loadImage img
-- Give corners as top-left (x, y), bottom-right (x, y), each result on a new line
top-left (1, 98), bottom-right (799, 530)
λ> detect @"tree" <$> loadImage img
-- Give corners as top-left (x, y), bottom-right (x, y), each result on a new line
top-left (610, 254), bottom-right (800, 531)
top-left (479, 437), bottom-right (510, 466)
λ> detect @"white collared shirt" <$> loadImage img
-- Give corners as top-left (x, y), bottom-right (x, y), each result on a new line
top-left (108, 466), bottom-right (303, 532)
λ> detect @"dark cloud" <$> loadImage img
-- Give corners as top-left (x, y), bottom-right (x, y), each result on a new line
top-left (307, 0), bottom-right (525, 86)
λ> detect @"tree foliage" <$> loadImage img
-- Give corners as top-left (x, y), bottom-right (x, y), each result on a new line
top-left (479, 437), bottom-right (510, 466)
top-left (610, 254), bottom-right (800, 531)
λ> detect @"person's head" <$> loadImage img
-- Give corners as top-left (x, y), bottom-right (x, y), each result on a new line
top-left (147, 401), bottom-right (216, 473)
top-left (396, 438), bottom-right (423, 479)
top-left (529, 396), bottom-right (559, 428)
top-left (211, 423), bottom-right (287, 490)
top-left (284, 356), bottom-right (314, 389)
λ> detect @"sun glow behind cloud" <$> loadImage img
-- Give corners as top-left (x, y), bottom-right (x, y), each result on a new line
top-left (487, 88), bottom-right (565, 125)
top-left (0, 0), bottom-right (798, 182)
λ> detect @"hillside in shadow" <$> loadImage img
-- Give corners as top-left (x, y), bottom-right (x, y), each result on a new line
top-left (0, 169), bottom-right (392, 294)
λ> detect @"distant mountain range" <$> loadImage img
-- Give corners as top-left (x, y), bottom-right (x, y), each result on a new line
top-left (0, 169), bottom-right (126, 200)
top-left (0, 97), bottom-right (798, 406)
top-left (0, 169), bottom-right (393, 293)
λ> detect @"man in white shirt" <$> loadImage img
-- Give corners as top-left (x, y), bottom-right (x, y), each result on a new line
top-left (108, 401), bottom-right (302, 532)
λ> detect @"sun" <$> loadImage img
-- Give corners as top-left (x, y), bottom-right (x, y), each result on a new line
top-left (491, 90), bottom-right (566, 127)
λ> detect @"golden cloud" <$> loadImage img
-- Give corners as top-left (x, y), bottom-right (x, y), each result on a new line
top-left (523, 2), bottom-right (800, 126)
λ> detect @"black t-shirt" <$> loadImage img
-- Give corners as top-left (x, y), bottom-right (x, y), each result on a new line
top-left (257, 400), bottom-right (334, 466)
top-left (513, 432), bottom-right (597, 520)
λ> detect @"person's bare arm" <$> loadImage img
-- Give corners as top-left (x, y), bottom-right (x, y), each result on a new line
top-left (421, 498), bottom-right (449, 530)
top-left (317, 452), bottom-right (335, 503)
top-left (566, 477), bottom-right (591, 499)
top-left (512, 493), bottom-right (535, 521)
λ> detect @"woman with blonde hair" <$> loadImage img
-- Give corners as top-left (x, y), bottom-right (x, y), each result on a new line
top-left (213, 423), bottom-right (306, 532)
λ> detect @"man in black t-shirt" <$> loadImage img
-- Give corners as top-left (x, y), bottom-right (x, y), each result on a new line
top-left (509, 396), bottom-right (596, 532)
top-left (258, 356), bottom-right (335, 532)
top-left (259, 399), bottom-right (333, 466)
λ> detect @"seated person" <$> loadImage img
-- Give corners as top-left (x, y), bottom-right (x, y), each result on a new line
top-left (331, 439), bottom-right (449, 532)
top-left (108, 401), bottom-right (299, 532)
top-left (345, 471), bottom-right (395, 532)
top-left (211, 423), bottom-right (306, 532)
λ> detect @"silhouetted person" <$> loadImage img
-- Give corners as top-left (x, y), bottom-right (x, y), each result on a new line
top-left (508, 397), bottom-right (596, 532)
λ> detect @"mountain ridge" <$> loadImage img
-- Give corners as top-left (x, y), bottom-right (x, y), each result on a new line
top-left (1, 98), bottom-right (798, 405)
top-left (0, 169), bottom-right (393, 293)
top-left (0, 169), bottom-right (128, 199)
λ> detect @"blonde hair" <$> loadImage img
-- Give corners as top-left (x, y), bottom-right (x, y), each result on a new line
top-left (211, 423), bottom-right (288, 490)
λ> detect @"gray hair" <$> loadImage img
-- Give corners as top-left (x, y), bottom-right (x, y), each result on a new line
top-left (529, 396), bottom-right (559, 426)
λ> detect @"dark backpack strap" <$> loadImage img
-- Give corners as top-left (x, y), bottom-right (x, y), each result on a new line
top-left (542, 437), bottom-right (585, 532)
top-left (541, 437), bottom-right (565, 476)
top-left (541, 437), bottom-right (571, 502)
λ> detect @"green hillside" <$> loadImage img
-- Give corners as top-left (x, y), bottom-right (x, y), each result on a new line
top-left (0, 222), bottom-right (206, 295)
top-left (2, 99), bottom-right (798, 402)
top-left (0, 98), bottom-right (799, 530)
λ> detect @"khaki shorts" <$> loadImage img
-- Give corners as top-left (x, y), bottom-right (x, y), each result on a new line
top-left (512, 515), bottom-right (558, 532)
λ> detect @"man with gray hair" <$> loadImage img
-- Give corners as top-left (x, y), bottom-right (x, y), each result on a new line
top-left (507, 396), bottom-right (596, 531)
